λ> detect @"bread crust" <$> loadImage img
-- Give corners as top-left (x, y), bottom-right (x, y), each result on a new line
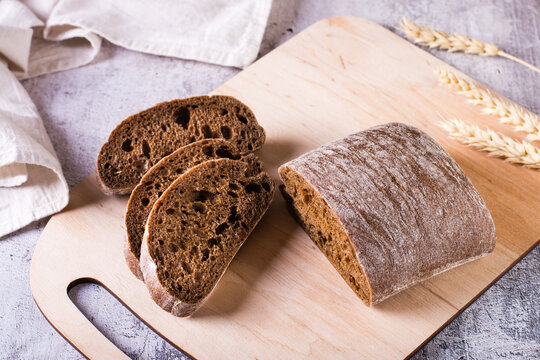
top-left (140, 228), bottom-right (200, 316)
top-left (123, 237), bottom-right (144, 280)
top-left (95, 172), bottom-right (131, 196)
top-left (279, 122), bottom-right (496, 305)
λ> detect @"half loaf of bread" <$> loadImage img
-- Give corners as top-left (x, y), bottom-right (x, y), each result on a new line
top-left (279, 122), bottom-right (496, 305)
top-left (97, 95), bottom-right (265, 195)
top-left (124, 139), bottom-right (246, 279)
top-left (140, 157), bottom-right (274, 316)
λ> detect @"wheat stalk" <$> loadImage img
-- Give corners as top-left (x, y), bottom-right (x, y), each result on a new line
top-left (399, 17), bottom-right (540, 74)
top-left (440, 118), bottom-right (540, 169)
top-left (437, 68), bottom-right (540, 142)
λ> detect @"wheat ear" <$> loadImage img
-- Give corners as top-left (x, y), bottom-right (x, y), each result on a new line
top-left (440, 118), bottom-right (540, 169)
top-left (399, 17), bottom-right (540, 74)
top-left (437, 68), bottom-right (540, 142)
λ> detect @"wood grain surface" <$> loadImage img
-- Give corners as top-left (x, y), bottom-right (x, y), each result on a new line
top-left (29, 17), bottom-right (540, 359)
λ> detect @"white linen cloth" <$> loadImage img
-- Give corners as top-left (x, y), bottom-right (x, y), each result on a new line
top-left (0, 0), bottom-right (272, 237)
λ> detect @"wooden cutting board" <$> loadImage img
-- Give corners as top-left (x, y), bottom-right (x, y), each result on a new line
top-left (30, 17), bottom-right (540, 359)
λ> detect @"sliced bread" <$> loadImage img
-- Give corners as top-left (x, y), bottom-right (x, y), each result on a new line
top-left (96, 95), bottom-right (265, 195)
top-left (140, 157), bottom-right (274, 317)
top-left (125, 139), bottom-right (250, 279)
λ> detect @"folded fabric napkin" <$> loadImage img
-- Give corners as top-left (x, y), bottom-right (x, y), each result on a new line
top-left (0, 0), bottom-right (272, 237)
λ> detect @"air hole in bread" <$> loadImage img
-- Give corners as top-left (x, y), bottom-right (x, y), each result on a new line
top-left (202, 146), bottom-right (214, 157)
top-left (220, 109), bottom-right (228, 115)
top-left (245, 182), bottom-right (263, 194)
top-left (216, 146), bottom-right (237, 159)
top-left (229, 183), bottom-right (239, 190)
top-left (207, 238), bottom-right (220, 248)
top-left (142, 140), bottom-right (151, 158)
top-left (262, 182), bottom-right (271, 192)
top-left (220, 126), bottom-right (233, 139)
top-left (104, 163), bottom-right (110, 169)
top-left (240, 222), bottom-right (249, 230)
top-left (192, 202), bottom-right (207, 214)
top-left (194, 190), bottom-right (216, 202)
top-left (190, 246), bottom-right (198, 255)
top-left (247, 144), bottom-right (253, 151)
top-left (165, 208), bottom-right (175, 215)
top-left (182, 261), bottom-right (192, 274)
top-left (228, 206), bottom-right (239, 223)
top-left (237, 115), bottom-right (247, 124)
top-left (121, 139), bottom-right (133, 152)
top-left (349, 275), bottom-right (360, 292)
top-left (173, 107), bottom-right (190, 129)
top-left (202, 125), bottom-right (213, 138)
top-left (215, 222), bottom-right (228, 235)
top-left (227, 191), bottom-right (238, 198)
top-left (201, 249), bottom-right (210, 262)
top-left (161, 125), bottom-right (167, 131)
top-left (175, 168), bottom-right (184, 174)
top-left (141, 198), bottom-right (150, 206)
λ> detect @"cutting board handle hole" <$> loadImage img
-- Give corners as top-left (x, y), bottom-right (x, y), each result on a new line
top-left (67, 278), bottom-right (189, 358)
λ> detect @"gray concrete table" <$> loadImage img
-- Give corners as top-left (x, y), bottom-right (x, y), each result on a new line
top-left (1, 0), bottom-right (538, 359)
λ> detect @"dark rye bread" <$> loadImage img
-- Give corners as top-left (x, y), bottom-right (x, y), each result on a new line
top-left (279, 122), bottom-right (496, 306)
top-left (124, 139), bottom-right (249, 279)
top-left (140, 157), bottom-right (274, 317)
top-left (96, 95), bottom-right (265, 195)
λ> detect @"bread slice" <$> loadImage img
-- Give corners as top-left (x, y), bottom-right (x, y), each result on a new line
top-left (140, 157), bottom-right (274, 316)
top-left (96, 95), bottom-right (265, 195)
top-left (124, 139), bottom-right (249, 279)
top-left (279, 123), bottom-right (496, 305)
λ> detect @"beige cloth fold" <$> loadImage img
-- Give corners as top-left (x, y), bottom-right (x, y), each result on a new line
top-left (0, 59), bottom-right (69, 236)
top-left (0, 0), bottom-right (272, 237)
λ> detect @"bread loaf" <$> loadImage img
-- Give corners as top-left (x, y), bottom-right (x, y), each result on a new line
top-left (279, 122), bottom-right (496, 305)
top-left (140, 157), bottom-right (274, 316)
top-left (96, 95), bottom-right (265, 195)
top-left (124, 139), bottom-right (245, 279)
